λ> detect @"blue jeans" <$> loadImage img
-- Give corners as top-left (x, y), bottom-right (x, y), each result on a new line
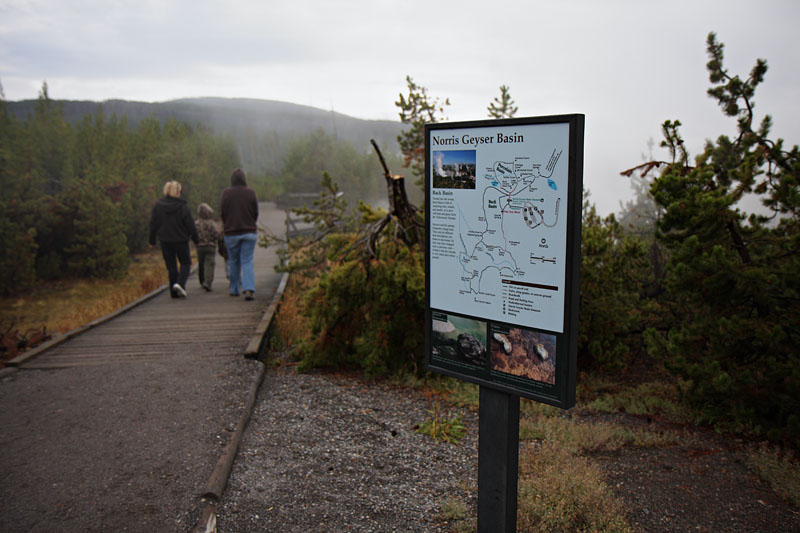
top-left (224, 233), bottom-right (257, 295)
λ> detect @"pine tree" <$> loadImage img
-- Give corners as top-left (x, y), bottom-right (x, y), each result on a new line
top-left (29, 82), bottom-right (74, 195)
top-left (579, 198), bottom-right (650, 370)
top-left (646, 33), bottom-right (800, 441)
top-left (0, 83), bottom-right (36, 293)
top-left (62, 178), bottom-right (130, 278)
top-left (0, 87), bottom-right (250, 292)
top-left (487, 85), bottom-right (518, 119)
top-left (395, 76), bottom-right (449, 184)
top-left (0, 209), bottom-right (38, 295)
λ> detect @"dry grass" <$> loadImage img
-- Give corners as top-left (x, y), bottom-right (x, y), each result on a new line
top-left (268, 273), bottom-right (312, 358)
top-left (583, 379), bottom-right (690, 423)
top-left (437, 495), bottom-right (474, 532)
top-left (518, 441), bottom-right (634, 532)
top-left (424, 390), bottom-right (679, 531)
top-left (265, 253), bottom-right (676, 531)
top-left (520, 414), bottom-right (678, 453)
top-left (512, 406), bottom-right (677, 531)
top-left (394, 378), bottom-right (681, 530)
top-left (0, 250), bottom-right (167, 338)
top-left (747, 443), bottom-right (800, 506)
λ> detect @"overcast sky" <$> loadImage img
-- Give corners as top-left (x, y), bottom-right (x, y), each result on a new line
top-left (1, 0), bottom-right (798, 215)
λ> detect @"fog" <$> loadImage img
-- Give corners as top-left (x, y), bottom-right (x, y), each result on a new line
top-left (2, 0), bottom-right (798, 215)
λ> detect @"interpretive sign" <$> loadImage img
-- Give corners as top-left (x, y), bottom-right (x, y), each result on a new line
top-left (425, 115), bottom-right (583, 408)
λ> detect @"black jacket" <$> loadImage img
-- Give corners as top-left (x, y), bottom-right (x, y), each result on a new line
top-left (149, 196), bottom-right (199, 245)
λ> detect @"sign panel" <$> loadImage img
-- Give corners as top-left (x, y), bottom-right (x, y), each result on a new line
top-left (425, 115), bottom-right (583, 408)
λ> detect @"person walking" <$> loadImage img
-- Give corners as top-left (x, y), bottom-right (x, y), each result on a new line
top-left (220, 168), bottom-right (259, 300)
top-left (194, 202), bottom-right (222, 291)
top-left (149, 180), bottom-right (199, 298)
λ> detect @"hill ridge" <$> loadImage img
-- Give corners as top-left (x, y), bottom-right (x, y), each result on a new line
top-left (5, 96), bottom-right (404, 174)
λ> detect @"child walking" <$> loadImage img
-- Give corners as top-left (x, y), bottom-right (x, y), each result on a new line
top-left (195, 202), bottom-right (222, 291)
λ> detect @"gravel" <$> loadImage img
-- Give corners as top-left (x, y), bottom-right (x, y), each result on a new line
top-left (217, 368), bottom-right (800, 532)
top-left (215, 367), bottom-right (479, 532)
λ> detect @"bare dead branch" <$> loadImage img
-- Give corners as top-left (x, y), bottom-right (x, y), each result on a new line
top-left (368, 139), bottom-right (424, 251)
top-left (620, 161), bottom-right (668, 178)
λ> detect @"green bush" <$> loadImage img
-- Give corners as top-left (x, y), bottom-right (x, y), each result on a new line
top-left (578, 202), bottom-right (651, 370)
top-left (298, 240), bottom-right (425, 376)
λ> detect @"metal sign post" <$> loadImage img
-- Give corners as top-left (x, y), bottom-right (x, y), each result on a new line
top-left (477, 386), bottom-right (520, 532)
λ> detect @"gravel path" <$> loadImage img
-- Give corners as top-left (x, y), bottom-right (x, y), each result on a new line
top-left (0, 355), bottom-right (263, 533)
top-left (216, 367), bottom-right (479, 532)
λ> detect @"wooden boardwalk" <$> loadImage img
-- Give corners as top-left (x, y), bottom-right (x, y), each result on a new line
top-left (0, 202), bottom-right (289, 533)
top-left (16, 201), bottom-right (286, 369)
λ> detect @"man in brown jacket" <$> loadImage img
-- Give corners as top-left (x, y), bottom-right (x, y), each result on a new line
top-left (220, 168), bottom-right (259, 300)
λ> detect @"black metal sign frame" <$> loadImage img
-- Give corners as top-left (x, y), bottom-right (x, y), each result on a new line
top-left (424, 114), bottom-right (583, 409)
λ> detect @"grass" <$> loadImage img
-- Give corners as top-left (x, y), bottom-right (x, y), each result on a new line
top-left (266, 258), bottom-right (798, 530)
top-left (416, 401), bottom-right (467, 444)
top-left (266, 273), bottom-right (311, 360)
top-left (376, 372), bottom-right (682, 530)
top-left (437, 495), bottom-right (473, 532)
top-left (747, 443), bottom-right (800, 506)
top-left (420, 377), bottom-right (480, 410)
top-left (0, 250), bottom-right (167, 344)
top-left (410, 379), bottom-right (683, 531)
top-left (520, 414), bottom-right (678, 453)
top-left (393, 377), bottom-right (671, 531)
top-left (512, 399), bottom-right (678, 532)
top-left (518, 441), bottom-right (634, 532)
top-left (581, 376), bottom-right (693, 424)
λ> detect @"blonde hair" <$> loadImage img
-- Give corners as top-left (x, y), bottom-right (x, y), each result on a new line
top-left (163, 180), bottom-right (182, 198)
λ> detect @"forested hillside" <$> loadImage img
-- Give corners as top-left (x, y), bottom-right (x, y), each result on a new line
top-left (5, 96), bottom-right (403, 177)
top-left (0, 84), bottom-right (407, 298)
top-left (0, 85), bottom-right (242, 294)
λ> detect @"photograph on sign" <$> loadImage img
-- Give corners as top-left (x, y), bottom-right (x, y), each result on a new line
top-left (425, 115), bottom-right (583, 407)
top-left (432, 150), bottom-right (477, 189)
top-left (489, 324), bottom-right (556, 385)
top-left (430, 311), bottom-right (487, 375)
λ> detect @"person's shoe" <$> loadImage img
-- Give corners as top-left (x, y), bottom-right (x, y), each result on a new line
top-left (230, 292), bottom-right (239, 297)
top-left (244, 290), bottom-right (254, 301)
top-left (173, 283), bottom-right (187, 298)
top-left (203, 284), bottom-right (212, 292)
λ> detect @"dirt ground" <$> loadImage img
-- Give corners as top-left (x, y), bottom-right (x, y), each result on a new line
top-left (581, 409), bottom-right (800, 532)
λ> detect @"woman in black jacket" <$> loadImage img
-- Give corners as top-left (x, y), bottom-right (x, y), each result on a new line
top-left (149, 180), bottom-right (199, 298)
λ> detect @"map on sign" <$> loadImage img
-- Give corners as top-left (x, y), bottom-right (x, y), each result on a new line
top-left (429, 123), bottom-right (570, 333)
top-left (459, 151), bottom-right (562, 292)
